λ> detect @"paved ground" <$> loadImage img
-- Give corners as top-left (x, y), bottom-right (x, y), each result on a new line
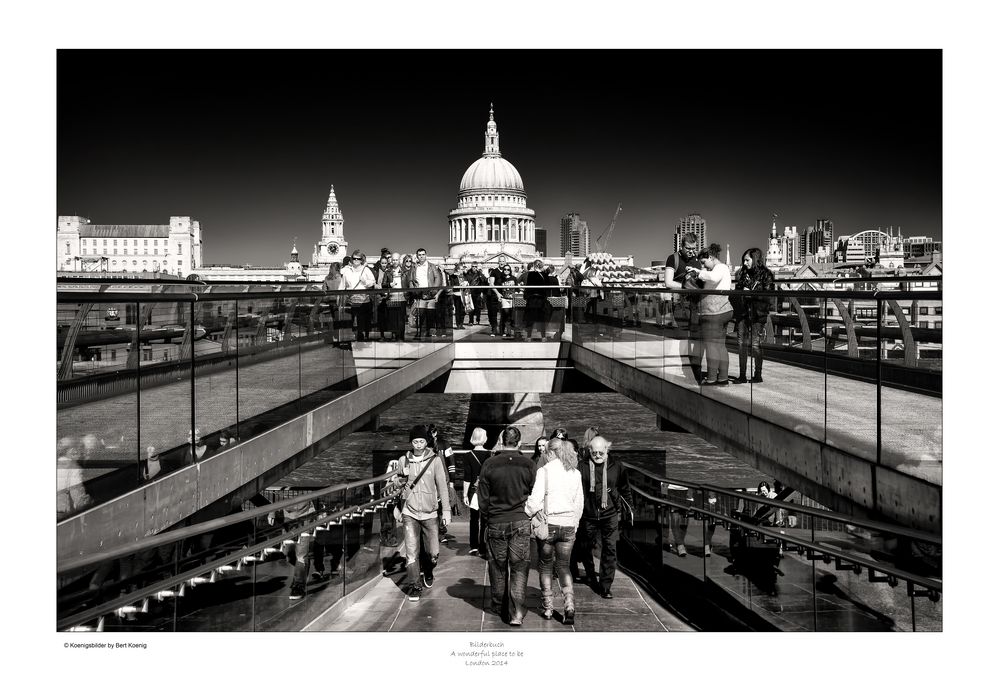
top-left (304, 519), bottom-right (693, 632)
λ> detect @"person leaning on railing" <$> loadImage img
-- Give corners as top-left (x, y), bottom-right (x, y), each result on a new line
top-left (340, 250), bottom-right (377, 342)
top-left (733, 247), bottom-right (775, 384)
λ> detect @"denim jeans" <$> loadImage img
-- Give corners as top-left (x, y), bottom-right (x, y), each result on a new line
top-left (700, 310), bottom-right (733, 382)
top-left (486, 518), bottom-right (532, 622)
top-left (736, 319), bottom-right (766, 379)
top-left (403, 514), bottom-right (439, 585)
top-left (537, 524), bottom-right (576, 612)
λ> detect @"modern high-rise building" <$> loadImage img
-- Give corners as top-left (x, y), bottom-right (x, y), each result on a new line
top-left (535, 228), bottom-right (548, 257)
top-left (560, 213), bottom-right (590, 256)
top-left (800, 218), bottom-right (834, 261)
top-left (673, 213), bottom-right (707, 253)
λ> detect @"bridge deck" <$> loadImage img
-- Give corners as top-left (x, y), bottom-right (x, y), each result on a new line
top-left (573, 327), bottom-right (941, 485)
top-left (304, 520), bottom-right (692, 632)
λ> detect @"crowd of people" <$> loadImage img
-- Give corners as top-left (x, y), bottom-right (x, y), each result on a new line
top-left (375, 423), bottom-right (633, 626)
top-left (320, 248), bottom-right (572, 342)
top-left (662, 233), bottom-right (776, 385)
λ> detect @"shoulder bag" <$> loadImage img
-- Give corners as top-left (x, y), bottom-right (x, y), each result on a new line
top-left (531, 468), bottom-right (550, 540)
top-left (392, 454), bottom-right (437, 521)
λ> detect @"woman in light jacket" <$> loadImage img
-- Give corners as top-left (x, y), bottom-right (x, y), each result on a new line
top-left (525, 437), bottom-right (584, 625)
top-left (340, 249), bottom-right (376, 341)
top-left (687, 243), bottom-right (734, 385)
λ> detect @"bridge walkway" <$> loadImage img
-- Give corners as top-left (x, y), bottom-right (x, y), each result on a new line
top-left (304, 520), bottom-right (691, 632)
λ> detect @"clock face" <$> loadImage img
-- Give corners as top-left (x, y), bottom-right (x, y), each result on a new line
top-left (327, 243), bottom-right (339, 255)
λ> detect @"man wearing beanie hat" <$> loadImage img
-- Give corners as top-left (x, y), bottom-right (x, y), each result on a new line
top-left (391, 424), bottom-right (452, 602)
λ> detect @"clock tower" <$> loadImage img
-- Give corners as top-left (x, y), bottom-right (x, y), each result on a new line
top-left (311, 185), bottom-right (349, 268)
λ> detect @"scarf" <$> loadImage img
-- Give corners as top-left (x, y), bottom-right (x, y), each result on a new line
top-left (589, 458), bottom-right (609, 510)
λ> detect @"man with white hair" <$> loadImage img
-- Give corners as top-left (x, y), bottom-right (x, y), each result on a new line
top-left (577, 435), bottom-right (634, 599)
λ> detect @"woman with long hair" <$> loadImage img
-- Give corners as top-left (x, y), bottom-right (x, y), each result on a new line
top-left (733, 247), bottom-right (775, 383)
top-left (687, 243), bottom-right (734, 385)
top-left (380, 252), bottom-right (408, 341)
top-left (496, 264), bottom-right (517, 337)
top-left (525, 437), bottom-right (583, 624)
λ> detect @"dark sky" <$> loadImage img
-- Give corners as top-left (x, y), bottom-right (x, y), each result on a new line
top-left (57, 50), bottom-right (941, 266)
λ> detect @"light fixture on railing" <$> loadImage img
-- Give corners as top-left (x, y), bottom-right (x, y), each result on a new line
top-left (67, 616), bottom-right (105, 632)
top-left (362, 508), bottom-right (375, 515)
top-left (188, 574), bottom-right (211, 588)
top-left (262, 547), bottom-right (284, 558)
top-left (216, 563), bottom-right (240, 577)
top-left (281, 539), bottom-right (297, 550)
top-left (907, 582), bottom-right (941, 603)
top-left (868, 568), bottom-right (899, 588)
top-left (115, 599), bottom-right (149, 618)
top-left (154, 588), bottom-right (181, 601)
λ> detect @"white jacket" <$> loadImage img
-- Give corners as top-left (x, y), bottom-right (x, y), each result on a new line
top-left (525, 460), bottom-right (584, 528)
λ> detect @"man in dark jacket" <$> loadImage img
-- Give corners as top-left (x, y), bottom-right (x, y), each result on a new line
top-left (477, 426), bottom-right (537, 625)
top-left (578, 435), bottom-right (634, 598)
top-left (733, 247), bottom-right (775, 383)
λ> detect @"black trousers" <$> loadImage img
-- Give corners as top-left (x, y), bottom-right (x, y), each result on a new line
top-left (451, 295), bottom-right (465, 326)
top-left (582, 512), bottom-right (620, 592)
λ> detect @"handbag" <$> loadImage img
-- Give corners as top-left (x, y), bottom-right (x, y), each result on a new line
top-left (530, 468), bottom-right (549, 540)
top-left (499, 297), bottom-right (513, 309)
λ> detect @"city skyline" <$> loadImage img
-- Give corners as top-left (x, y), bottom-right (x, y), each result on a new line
top-left (57, 50), bottom-right (942, 267)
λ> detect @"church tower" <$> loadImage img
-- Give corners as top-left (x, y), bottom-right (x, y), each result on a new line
top-left (311, 185), bottom-right (349, 268)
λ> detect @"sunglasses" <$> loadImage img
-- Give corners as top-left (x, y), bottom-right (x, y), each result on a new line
top-left (351, 257), bottom-right (362, 261)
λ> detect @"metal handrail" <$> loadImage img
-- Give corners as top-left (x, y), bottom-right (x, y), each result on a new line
top-left (56, 284), bottom-right (942, 304)
top-left (620, 462), bottom-right (942, 546)
top-left (57, 492), bottom-right (393, 630)
top-left (58, 469), bottom-right (398, 573)
top-left (626, 485), bottom-right (942, 593)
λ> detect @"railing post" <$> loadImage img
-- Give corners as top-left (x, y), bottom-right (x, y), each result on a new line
top-left (876, 297), bottom-right (882, 466)
top-left (135, 300), bottom-right (141, 482)
top-left (190, 300), bottom-right (196, 462)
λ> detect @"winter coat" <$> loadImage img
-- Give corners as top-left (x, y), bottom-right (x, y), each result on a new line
top-left (733, 266), bottom-right (776, 322)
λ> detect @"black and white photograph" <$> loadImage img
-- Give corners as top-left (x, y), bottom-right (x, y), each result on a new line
top-left (13, 4), bottom-right (994, 676)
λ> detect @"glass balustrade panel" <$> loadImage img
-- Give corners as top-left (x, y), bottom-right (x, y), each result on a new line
top-left (57, 301), bottom-right (141, 517)
top-left (878, 295), bottom-right (942, 486)
top-left (745, 292), bottom-right (826, 442)
top-left (822, 293), bottom-right (879, 459)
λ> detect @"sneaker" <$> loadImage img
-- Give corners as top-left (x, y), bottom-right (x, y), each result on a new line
top-left (310, 570), bottom-right (327, 582)
top-left (490, 333), bottom-right (496, 337)
top-left (601, 590), bottom-right (614, 599)
top-left (750, 375), bottom-right (764, 384)
top-left (733, 376), bottom-right (748, 384)
top-left (541, 609), bottom-right (553, 620)
top-left (406, 584), bottom-right (423, 602)
top-left (677, 544), bottom-right (688, 557)
top-left (423, 573), bottom-right (435, 588)
top-left (289, 583), bottom-right (305, 600)
top-left (509, 618), bottom-right (523, 626)
top-left (563, 609), bottom-right (575, 625)
top-left (704, 545), bottom-right (712, 557)
top-left (713, 380), bottom-right (730, 387)
top-left (468, 548), bottom-right (479, 556)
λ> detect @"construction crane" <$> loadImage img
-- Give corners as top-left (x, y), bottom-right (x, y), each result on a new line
top-left (594, 203), bottom-right (623, 253)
